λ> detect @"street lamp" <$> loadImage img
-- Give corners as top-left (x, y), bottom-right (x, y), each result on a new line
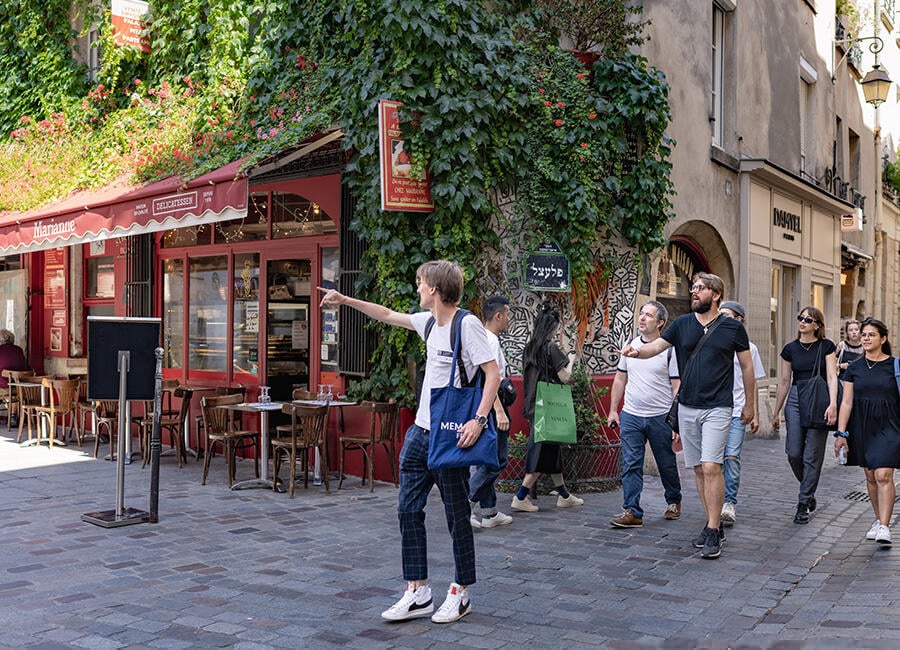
top-left (834, 35), bottom-right (893, 107)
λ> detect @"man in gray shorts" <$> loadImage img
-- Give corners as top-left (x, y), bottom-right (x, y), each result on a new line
top-left (621, 272), bottom-right (757, 559)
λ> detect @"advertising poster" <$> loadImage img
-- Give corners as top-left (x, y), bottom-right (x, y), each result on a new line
top-left (44, 248), bottom-right (67, 309)
top-left (378, 100), bottom-right (434, 212)
top-left (111, 0), bottom-right (151, 53)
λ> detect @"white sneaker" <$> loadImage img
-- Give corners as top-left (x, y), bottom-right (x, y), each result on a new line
top-left (556, 493), bottom-right (584, 508)
top-left (721, 502), bottom-right (736, 526)
top-left (875, 524), bottom-right (892, 545)
top-left (480, 511), bottom-right (513, 528)
top-left (511, 496), bottom-right (539, 512)
top-left (381, 583), bottom-right (434, 621)
top-left (469, 513), bottom-right (482, 529)
top-left (866, 520), bottom-right (881, 540)
top-left (431, 583), bottom-right (471, 623)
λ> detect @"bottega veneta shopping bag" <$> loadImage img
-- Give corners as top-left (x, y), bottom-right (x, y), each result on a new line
top-left (532, 381), bottom-right (577, 444)
top-left (427, 319), bottom-right (499, 471)
top-left (798, 343), bottom-right (832, 430)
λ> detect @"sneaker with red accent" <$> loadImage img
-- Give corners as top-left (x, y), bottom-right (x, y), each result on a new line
top-left (381, 582), bottom-right (433, 621)
top-left (432, 583), bottom-right (471, 623)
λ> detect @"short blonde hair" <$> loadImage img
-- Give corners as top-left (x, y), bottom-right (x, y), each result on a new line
top-left (416, 260), bottom-right (464, 305)
top-left (0, 329), bottom-right (14, 345)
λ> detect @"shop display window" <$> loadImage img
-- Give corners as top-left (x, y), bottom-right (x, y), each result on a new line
top-left (163, 259), bottom-right (184, 369)
top-left (233, 253), bottom-right (260, 376)
top-left (272, 192), bottom-right (336, 238)
top-left (86, 256), bottom-right (115, 298)
top-left (320, 247), bottom-right (339, 373)
top-left (161, 224), bottom-right (213, 248)
top-left (188, 255), bottom-right (228, 371)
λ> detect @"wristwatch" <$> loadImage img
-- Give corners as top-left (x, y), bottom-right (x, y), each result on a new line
top-left (474, 414), bottom-right (489, 429)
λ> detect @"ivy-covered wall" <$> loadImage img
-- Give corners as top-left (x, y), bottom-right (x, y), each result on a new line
top-left (0, 0), bottom-right (674, 399)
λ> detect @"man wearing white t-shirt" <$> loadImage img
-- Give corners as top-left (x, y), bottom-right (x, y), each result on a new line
top-left (469, 295), bottom-right (513, 529)
top-left (718, 301), bottom-right (765, 527)
top-left (608, 301), bottom-right (682, 528)
top-left (319, 260), bottom-right (499, 625)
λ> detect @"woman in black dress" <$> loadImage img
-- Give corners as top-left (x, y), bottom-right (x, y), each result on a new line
top-left (834, 318), bottom-right (900, 546)
top-left (771, 306), bottom-right (839, 524)
top-left (510, 302), bottom-right (581, 513)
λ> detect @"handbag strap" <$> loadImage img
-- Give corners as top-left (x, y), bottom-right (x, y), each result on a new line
top-left (446, 310), bottom-right (480, 388)
top-left (894, 357), bottom-right (900, 398)
top-left (810, 339), bottom-right (823, 378)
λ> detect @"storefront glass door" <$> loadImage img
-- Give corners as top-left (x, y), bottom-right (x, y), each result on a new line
top-left (266, 259), bottom-right (311, 401)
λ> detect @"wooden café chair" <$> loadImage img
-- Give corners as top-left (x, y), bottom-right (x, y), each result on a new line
top-left (195, 384), bottom-right (246, 462)
top-left (338, 400), bottom-right (400, 492)
top-left (16, 375), bottom-right (51, 444)
top-left (92, 400), bottom-right (120, 459)
top-left (33, 378), bottom-right (80, 447)
top-left (274, 387), bottom-right (317, 440)
top-left (200, 393), bottom-right (259, 487)
top-left (141, 385), bottom-right (193, 468)
top-left (272, 403), bottom-right (329, 498)
top-left (4, 369), bottom-right (35, 435)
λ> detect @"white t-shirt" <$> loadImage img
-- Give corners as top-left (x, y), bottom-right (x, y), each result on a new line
top-left (411, 310), bottom-right (496, 430)
top-left (731, 341), bottom-right (766, 417)
top-left (617, 335), bottom-right (679, 417)
top-left (485, 329), bottom-right (507, 376)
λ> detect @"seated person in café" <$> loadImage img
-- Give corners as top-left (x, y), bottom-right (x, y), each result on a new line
top-left (0, 329), bottom-right (28, 425)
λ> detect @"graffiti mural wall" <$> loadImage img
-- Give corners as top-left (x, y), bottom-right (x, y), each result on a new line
top-left (474, 190), bottom-right (639, 377)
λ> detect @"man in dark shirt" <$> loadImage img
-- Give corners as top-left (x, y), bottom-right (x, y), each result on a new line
top-left (621, 273), bottom-right (757, 559)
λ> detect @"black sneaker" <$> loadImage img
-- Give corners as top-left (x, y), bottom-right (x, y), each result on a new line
top-left (701, 527), bottom-right (721, 559)
top-left (692, 526), bottom-right (709, 548)
top-left (807, 496), bottom-right (817, 512)
top-left (718, 522), bottom-right (727, 545)
top-left (794, 503), bottom-right (810, 524)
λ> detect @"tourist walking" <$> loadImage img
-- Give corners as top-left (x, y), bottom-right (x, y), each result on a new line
top-left (833, 317), bottom-right (900, 545)
top-left (469, 295), bottom-right (514, 529)
top-left (836, 319), bottom-right (863, 379)
top-left (511, 302), bottom-right (583, 513)
top-left (608, 300), bottom-right (682, 528)
top-left (621, 273), bottom-right (757, 559)
top-left (717, 301), bottom-right (766, 527)
top-left (319, 260), bottom-right (500, 624)
top-left (771, 306), bottom-right (838, 525)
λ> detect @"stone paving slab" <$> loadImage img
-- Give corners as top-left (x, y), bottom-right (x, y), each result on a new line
top-left (1, 430), bottom-right (898, 648)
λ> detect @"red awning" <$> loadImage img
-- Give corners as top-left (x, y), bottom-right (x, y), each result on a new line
top-left (0, 159), bottom-right (248, 254)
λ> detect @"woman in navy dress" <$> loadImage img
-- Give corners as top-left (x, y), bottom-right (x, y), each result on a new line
top-left (834, 318), bottom-right (900, 546)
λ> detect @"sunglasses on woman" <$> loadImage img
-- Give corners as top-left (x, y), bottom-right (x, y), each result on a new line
top-left (796, 315), bottom-right (816, 324)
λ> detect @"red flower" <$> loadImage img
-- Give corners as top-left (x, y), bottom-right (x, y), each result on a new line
top-left (544, 101), bottom-right (552, 107)
top-left (538, 88), bottom-right (545, 94)
top-left (588, 113), bottom-right (597, 120)
top-left (580, 142), bottom-right (588, 149)
top-left (555, 119), bottom-right (563, 127)
top-left (557, 102), bottom-right (565, 108)
top-left (577, 73), bottom-right (585, 80)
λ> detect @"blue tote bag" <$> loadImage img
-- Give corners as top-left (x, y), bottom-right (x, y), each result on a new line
top-left (427, 320), bottom-right (499, 471)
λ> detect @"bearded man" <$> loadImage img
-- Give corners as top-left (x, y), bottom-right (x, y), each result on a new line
top-left (621, 273), bottom-right (757, 560)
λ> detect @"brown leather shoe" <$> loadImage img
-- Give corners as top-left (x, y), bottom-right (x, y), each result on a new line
top-left (610, 509), bottom-right (643, 528)
top-left (664, 503), bottom-right (682, 520)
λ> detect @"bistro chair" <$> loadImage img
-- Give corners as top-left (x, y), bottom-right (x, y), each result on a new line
top-left (33, 378), bottom-right (80, 448)
top-left (272, 403), bottom-right (329, 498)
top-left (92, 400), bottom-right (120, 459)
top-left (16, 375), bottom-right (51, 445)
top-left (4, 369), bottom-right (35, 434)
top-left (338, 400), bottom-right (400, 491)
top-left (274, 387), bottom-right (318, 440)
top-left (133, 379), bottom-right (180, 463)
top-left (141, 385), bottom-right (193, 468)
top-left (74, 380), bottom-right (95, 446)
top-left (200, 393), bottom-right (260, 487)
top-left (195, 384), bottom-right (245, 462)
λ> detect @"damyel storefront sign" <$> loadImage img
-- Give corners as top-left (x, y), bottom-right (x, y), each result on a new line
top-left (773, 207), bottom-right (801, 241)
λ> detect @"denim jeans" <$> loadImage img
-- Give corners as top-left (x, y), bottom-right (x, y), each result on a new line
top-left (619, 411), bottom-right (682, 519)
top-left (398, 424), bottom-right (476, 586)
top-left (784, 385), bottom-right (828, 506)
top-left (724, 416), bottom-right (745, 505)
top-left (468, 429), bottom-right (509, 516)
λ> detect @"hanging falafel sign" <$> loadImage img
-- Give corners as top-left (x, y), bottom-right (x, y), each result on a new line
top-left (378, 100), bottom-right (434, 212)
top-left (523, 241), bottom-right (570, 292)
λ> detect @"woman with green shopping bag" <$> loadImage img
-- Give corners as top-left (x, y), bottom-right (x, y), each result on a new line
top-left (511, 302), bottom-right (583, 513)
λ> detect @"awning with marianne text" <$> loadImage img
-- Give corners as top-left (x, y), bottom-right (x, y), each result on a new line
top-left (0, 159), bottom-right (248, 255)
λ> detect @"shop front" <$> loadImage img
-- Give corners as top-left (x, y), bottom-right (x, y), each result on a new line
top-left (740, 159), bottom-right (853, 387)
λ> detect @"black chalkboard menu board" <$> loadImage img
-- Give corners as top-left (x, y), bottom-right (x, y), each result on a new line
top-left (523, 241), bottom-right (570, 292)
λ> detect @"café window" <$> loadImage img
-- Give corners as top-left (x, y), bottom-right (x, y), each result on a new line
top-left (233, 253), bottom-right (260, 377)
top-left (272, 192), bottom-right (337, 238)
top-left (163, 258), bottom-right (184, 369)
top-left (189, 255), bottom-right (228, 371)
top-left (86, 256), bottom-right (115, 298)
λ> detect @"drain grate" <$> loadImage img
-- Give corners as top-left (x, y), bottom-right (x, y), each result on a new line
top-left (843, 490), bottom-right (900, 503)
